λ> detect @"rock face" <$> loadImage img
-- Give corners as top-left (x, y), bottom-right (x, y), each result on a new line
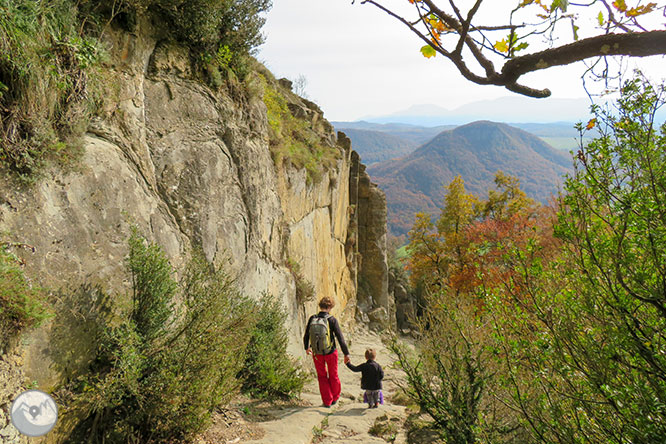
top-left (0, 19), bottom-right (387, 399)
top-left (0, 352), bottom-right (27, 444)
top-left (349, 151), bottom-right (391, 330)
top-left (389, 268), bottom-right (415, 333)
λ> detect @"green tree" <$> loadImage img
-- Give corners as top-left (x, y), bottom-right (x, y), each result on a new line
top-left (481, 170), bottom-right (534, 220)
top-left (488, 75), bottom-right (666, 443)
top-left (407, 176), bottom-right (479, 293)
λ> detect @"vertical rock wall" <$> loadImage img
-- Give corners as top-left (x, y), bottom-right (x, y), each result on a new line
top-left (0, 19), bottom-right (366, 395)
top-left (0, 20), bottom-right (390, 443)
top-left (349, 151), bottom-right (391, 331)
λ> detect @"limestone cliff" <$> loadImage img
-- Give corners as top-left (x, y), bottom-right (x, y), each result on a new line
top-left (349, 152), bottom-right (391, 330)
top-left (0, 18), bottom-right (388, 421)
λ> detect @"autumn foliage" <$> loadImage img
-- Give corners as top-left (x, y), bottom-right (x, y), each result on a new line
top-left (395, 77), bottom-right (666, 443)
top-left (406, 171), bottom-right (554, 305)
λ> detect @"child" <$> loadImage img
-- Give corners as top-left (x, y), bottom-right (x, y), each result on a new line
top-left (345, 348), bottom-right (384, 408)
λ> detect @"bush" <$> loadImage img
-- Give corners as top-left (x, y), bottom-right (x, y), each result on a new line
top-left (239, 294), bottom-right (307, 399)
top-left (69, 232), bottom-right (255, 443)
top-left (127, 227), bottom-right (177, 343)
top-left (390, 298), bottom-right (490, 444)
top-left (0, 244), bottom-right (49, 351)
top-left (262, 75), bottom-right (340, 184)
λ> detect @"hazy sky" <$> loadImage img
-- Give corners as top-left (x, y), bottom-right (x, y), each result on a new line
top-left (257, 0), bottom-right (665, 122)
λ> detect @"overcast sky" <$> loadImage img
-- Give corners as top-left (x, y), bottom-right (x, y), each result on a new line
top-left (257, 0), bottom-right (665, 122)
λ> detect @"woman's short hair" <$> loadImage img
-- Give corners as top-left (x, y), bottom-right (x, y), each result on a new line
top-left (365, 349), bottom-right (376, 360)
top-left (318, 297), bottom-right (335, 310)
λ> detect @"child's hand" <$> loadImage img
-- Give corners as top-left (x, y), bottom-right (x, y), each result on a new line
top-left (306, 348), bottom-right (312, 355)
top-left (344, 355), bottom-right (350, 364)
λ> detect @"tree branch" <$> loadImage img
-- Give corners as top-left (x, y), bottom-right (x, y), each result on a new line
top-left (502, 31), bottom-right (666, 82)
top-left (361, 0), bottom-right (666, 98)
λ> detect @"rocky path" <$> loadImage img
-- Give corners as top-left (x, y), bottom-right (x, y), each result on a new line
top-left (245, 329), bottom-right (409, 444)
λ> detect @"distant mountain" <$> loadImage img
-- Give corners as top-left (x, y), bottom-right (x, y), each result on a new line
top-left (510, 122), bottom-right (588, 152)
top-left (333, 121), bottom-right (455, 145)
top-left (332, 129), bottom-right (416, 165)
top-left (367, 121), bottom-right (573, 237)
top-left (509, 122), bottom-right (581, 138)
top-left (363, 97), bottom-right (591, 125)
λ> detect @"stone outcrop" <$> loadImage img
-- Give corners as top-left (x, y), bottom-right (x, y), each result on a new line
top-left (0, 351), bottom-right (26, 444)
top-left (349, 151), bottom-right (391, 330)
top-left (0, 17), bottom-right (387, 403)
top-left (389, 268), bottom-right (416, 333)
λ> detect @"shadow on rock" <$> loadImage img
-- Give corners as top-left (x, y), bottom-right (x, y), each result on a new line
top-left (49, 283), bottom-right (114, 384)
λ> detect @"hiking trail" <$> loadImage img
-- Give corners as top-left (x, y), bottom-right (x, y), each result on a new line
top-left (198, 329), bottom-right (411, 444)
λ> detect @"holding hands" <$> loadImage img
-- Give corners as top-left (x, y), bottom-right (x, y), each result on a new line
top-left (344, 354), bottom-right (350, 364)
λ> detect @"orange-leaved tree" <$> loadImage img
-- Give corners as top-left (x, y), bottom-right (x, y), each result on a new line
top-left (397, 171), bottom-right (559, 443)
top-left (406, 175), bottom-right (479, 295)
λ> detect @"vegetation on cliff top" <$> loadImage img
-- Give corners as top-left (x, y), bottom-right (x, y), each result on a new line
top-left (0, 0), bottom-right (271, 180)
top-left (0, 0), bottom-right (338, 188)
top-left (260, 73), bottom-right (341, 184)
top-left (0, 0), bottom-right (101, 180)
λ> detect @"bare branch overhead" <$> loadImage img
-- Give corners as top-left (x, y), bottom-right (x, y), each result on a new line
top-left (359, 0), bottom-right (666, 97)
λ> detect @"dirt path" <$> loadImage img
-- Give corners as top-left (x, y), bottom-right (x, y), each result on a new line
top-left (244, 328), bottom-right (409, 444)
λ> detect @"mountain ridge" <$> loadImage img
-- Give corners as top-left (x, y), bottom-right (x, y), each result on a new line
top-left (360, 96), bottom-right (591, 125)
top-left (367, 120), bottom-right (573, 236)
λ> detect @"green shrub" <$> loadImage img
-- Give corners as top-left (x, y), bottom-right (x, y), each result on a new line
top-left (286, 258), bottom-right (315, 305)
top-left (127, 226), bottom-right (177, 343)
top-left (69, 232), bottom-right (255, 443)
top-left (262, 76), bottom-right (340, 184)
top-left (0, 244), bottom-right (49, 351)
top-left (239, 293), bottom-right (307, 399)
top-left (389, 298), bottom-right (490, 444)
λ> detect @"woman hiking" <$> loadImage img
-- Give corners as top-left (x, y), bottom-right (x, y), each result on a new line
top-left (303, 297), bottom-right (350, 407)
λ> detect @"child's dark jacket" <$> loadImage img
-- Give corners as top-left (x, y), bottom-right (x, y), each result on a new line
top-left (346, 360), bottom-right (384, 390)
